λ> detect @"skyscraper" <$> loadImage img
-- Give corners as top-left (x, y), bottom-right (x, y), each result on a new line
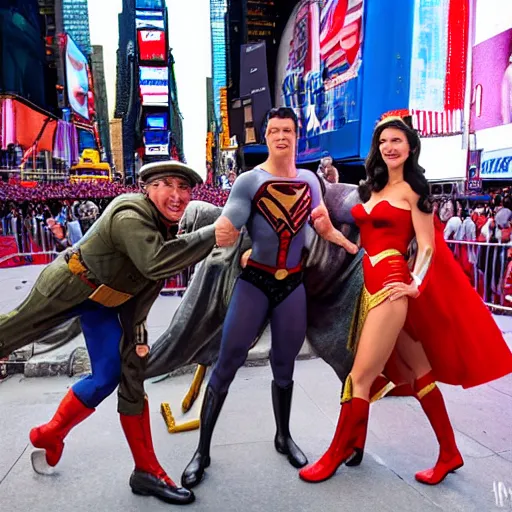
top-left (62, 0), bottom-right (91, 56)
top-left (210, 0), bottom-right (228, 126)
top-left (91, 46), bottom-right (112, 163)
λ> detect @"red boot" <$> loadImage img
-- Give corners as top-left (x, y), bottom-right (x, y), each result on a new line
top-left (299, 377), bottom-right (370, 483)
top-left (29, 389), bottom-right (94, 466)
top-left (120, 399), bottom-right (195, 505)
top-left (414, 372), bottom-right (464, 485)
top-left (346, 374), bottom-right (395, 467)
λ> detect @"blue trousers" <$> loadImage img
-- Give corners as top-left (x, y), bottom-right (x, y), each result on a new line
top-left (71, 302), bottom-right (123, 409)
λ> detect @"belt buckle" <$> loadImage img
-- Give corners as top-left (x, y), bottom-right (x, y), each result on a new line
top-left (274, 269), bottom-right (288, 280)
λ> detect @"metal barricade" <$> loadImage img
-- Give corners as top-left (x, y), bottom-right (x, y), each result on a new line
top-left (446, 239), bottom-right (512, 313)
top-left (0, 219), bottom-right (58, 267)
top-left (160, 268), bottom-right (191, 297)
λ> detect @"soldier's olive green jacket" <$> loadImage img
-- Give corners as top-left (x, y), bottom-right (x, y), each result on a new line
top-left (0, 194), bottom-right (216, 357)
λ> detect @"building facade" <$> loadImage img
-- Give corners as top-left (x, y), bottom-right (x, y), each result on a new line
top-left (91, 46), bottom-right (112, 163)
top-left (62, 0), bottom-right (91, 56)
top-left (114, 0), bottom-right (185, 181)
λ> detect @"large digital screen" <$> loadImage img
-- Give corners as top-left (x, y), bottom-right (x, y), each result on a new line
top-left (409, 0), bottom-right (449, 113)
top-left (65, 35), bottom-right (89, 120)
top-left (137, 30), bottom-right (166, 62)
top-left (144, 130), bottom-right (168, 145)
top-left (471, 1), bottom-right (512, 131)
top-left (277, 0), bottom-right (364, 160)
top-left (145, 112), bottom-right (168, 130)
top-left (136, 9), bottom-right (165, 30)
top-left (139, 66), bottom-right (168, 106)
top-left (144, 129), bottom-right (169, 156)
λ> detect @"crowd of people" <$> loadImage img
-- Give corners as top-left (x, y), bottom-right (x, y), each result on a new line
top-left (433, 190), bottom-right (512, 308)
top-left (436, 189), bottom-right (512, 243)
top-left (0, 181), bottom-right (230, 243)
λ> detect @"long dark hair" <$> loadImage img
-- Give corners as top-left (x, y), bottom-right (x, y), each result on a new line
top-left (358, 117), bottom-right (432, 213)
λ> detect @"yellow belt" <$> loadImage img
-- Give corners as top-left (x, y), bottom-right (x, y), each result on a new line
top-left (365, 249), bottom-right (402, 267)
top-left (68, 253), bottom-right (133, 308)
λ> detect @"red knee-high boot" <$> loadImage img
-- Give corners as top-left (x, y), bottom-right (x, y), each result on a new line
top-left (414, 372), bottom-right (464, 485)
top-left (120, 398), bottom-right (195, 505)
top-left (299, 376), bottom-right (370, 483)
top-left (29, 389), bottom-right (95, 466)
top-left (346, 374), bottom-right (395, 467)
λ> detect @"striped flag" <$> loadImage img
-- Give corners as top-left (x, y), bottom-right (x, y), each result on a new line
top-left (320, 0), bottom-right (363, 78)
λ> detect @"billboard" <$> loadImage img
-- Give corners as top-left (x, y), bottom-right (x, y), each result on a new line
top-left (480, 148), bottom-right (512, 179)
top-left (145, 112), bottom-right (168, 130)
top-left (139, 66), bottom-right (168, 106)
top-left (137, 30), bottom-right (166, 62)
top-left (407, 0), bottom-right (469, 136)
top-left (144, 129), bottom-right (169, 156)
top-left (65, 35), bottom-right (90, 120)
top-left (239, 42), bottom-right (272, 144)
top-left (136, 9), bottom-right (165, 30)
top-left (471, 30), bottom-right (512, 130)
top-left (278, 0), bottom-right (364, 160)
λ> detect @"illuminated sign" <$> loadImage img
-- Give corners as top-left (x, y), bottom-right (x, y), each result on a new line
top-left (220, 87), bottom-right (231, 149)
top-left (137, 30), bottom-right (166, 62)
top-left (65, 35), bottom-right (89, 120)
top-left (139, 66), bottom-right (168, 106)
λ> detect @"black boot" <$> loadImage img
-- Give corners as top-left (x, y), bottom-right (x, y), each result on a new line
top-left (272, 380), bottom-right (308, 468)
top-left (181, 384), bottom-right (227, 489)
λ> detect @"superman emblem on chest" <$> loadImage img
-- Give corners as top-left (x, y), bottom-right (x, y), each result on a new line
top-left (253, 181), bottom-right (312, 235)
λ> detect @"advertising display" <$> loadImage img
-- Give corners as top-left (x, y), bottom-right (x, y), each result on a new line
top-left (145, 144), bottom-right (169, 156)
top-left (145, 112), bottom-right (168, 130)
top-left (239, 42), bottom-right (272, 144)
top-left (220, 87), bottom-right (231, 149)
top-left (408, 0), bottom-right (469, 136)
top-left (471, 1), bottom-right (512, 131)
top-left (135, 9), bottom-right (165, 30)
top-left (479, 148), bottom-right (512, 180)
top-left (144, 129), bottom-right (169, 156)
top-left (278, 0), bottom-right (364, 160)
top-left (139, 66), bottom-right (168, 106)
top-left (137, 30), bottom-right (166, 62)
top-left (466, 149), bottom-right (483, 192)
top-left (65, 35), bottom-right (90, 120)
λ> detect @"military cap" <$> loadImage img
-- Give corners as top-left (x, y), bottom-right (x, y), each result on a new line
top-left (138, 160), bottom-right (203, 187)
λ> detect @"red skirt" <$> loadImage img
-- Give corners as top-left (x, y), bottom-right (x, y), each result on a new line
top-left (404, 218), bottom-right (512, 388)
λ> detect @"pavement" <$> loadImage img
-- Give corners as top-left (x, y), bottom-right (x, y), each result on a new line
top-left (1, 266), bottom-right (512, 511)
top-left (1, 359), bottom-right (511, 512)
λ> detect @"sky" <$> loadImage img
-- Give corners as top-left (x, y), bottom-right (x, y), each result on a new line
top-left (87, 0), bottom-right (211, 178)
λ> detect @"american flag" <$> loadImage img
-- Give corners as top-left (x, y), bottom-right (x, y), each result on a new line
top-left (320, 0), bottom-right (364, 78)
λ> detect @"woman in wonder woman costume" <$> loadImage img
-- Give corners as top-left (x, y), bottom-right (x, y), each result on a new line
top-left (300, 117), bottom-right (512, 485)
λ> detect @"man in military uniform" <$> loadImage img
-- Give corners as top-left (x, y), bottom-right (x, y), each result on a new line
top-left (0, 161), bottom-right (238, 506)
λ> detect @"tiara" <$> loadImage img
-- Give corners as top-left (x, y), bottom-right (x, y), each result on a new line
top-left (376, 115), bottom-right (407, 127)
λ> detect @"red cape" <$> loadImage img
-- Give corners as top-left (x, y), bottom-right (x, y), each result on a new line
top-left (405, 217), bottom-right (512, 388)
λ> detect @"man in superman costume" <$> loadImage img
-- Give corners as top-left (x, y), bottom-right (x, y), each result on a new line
top-left (180, 107), bottom-right (359, 488)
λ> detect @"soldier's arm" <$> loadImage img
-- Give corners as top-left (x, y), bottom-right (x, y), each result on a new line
top-left (111, 212), bottom-right (216, 281)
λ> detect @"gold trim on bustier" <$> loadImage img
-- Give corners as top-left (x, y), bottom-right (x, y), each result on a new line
top-left (417, 382), bottom-right (437, 400)
top-left (367, 248), bottom-right (402, 266)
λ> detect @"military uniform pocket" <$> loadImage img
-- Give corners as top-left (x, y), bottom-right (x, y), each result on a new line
top-left (35, 259), bottom-right (91, 303)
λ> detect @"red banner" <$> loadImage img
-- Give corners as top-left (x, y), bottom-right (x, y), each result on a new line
top-left (137, 30), bottom-right (166, 62)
